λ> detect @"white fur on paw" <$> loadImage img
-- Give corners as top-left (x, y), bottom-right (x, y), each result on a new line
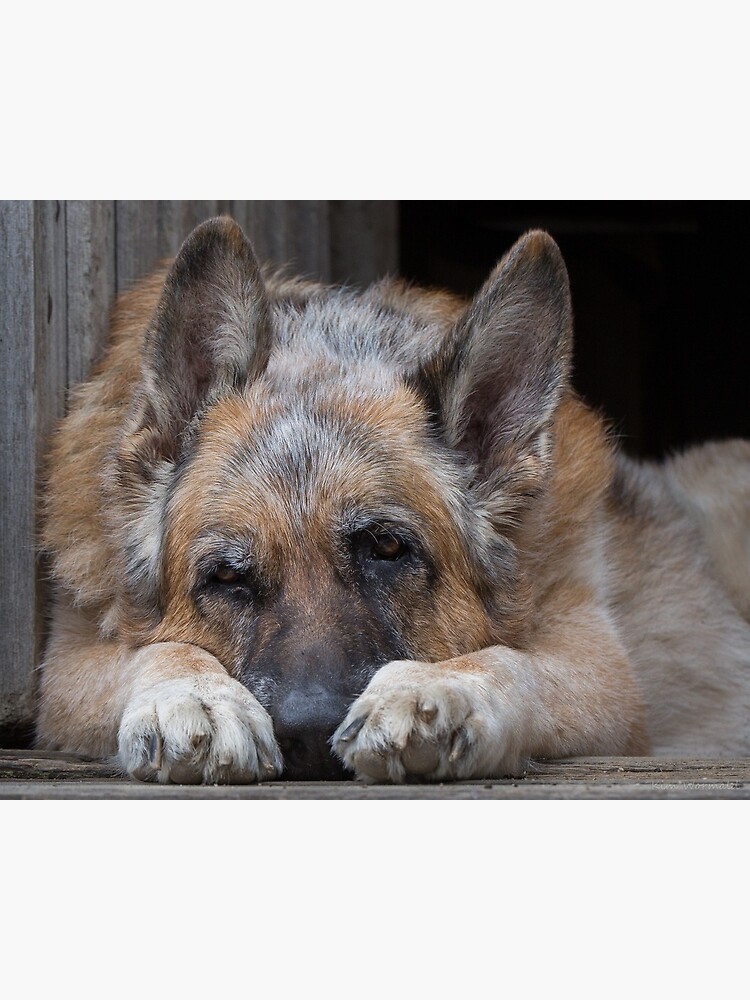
top-left (332, 660), bottom-right (526, 783)
top-left (118, 673), bottom-right (282, 785)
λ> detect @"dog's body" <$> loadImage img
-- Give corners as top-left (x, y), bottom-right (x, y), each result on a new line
top-left (36, 219), bottom-right (750, 781)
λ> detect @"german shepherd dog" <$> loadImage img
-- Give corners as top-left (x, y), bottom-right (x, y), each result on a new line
top-left (36, 218), bottom-right (750, 782)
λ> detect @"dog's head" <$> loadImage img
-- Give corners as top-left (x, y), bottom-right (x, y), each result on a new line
top-left (113, 218), bottom-right (572, 777)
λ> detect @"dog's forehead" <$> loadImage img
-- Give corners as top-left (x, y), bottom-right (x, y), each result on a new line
top-left (267, 282), bottom-right (439, 366)
top-left (180, 371), bottom-right (458, 533)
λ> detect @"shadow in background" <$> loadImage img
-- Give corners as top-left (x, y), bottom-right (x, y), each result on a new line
top-left (399, 202), bottom-right (750, 459)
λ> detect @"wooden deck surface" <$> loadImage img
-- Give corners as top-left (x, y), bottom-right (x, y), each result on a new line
top-left (2, 749), bottom-right (749, 798)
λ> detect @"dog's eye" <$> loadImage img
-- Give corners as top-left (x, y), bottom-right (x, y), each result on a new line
top-left (212, 565), bottom-right (243, 585)
top-left (369, 535), bottom-right (407, 561)
top-left (198, 560), bottom-right (265, 607)
top-left (350, 526), bottom-right (415, 569)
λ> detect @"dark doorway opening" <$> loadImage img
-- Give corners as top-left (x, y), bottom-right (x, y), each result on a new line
top-left (399, 202), bottom-right (750, 459)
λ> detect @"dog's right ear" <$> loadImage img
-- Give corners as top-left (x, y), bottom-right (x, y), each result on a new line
top-left (137, 216), bottom-right (272, 459)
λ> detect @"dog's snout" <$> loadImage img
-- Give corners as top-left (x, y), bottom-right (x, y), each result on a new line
top-left (272, 688), bottom-right (351, 780)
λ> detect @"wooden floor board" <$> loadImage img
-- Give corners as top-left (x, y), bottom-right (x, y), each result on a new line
top-left (2, 750), bottom-right (749, 799)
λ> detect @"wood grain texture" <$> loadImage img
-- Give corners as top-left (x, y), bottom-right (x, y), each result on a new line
top-left (32, 200), bottom-right (68, 689)
top-left (0, 749), bottom-right (121, 780)
top-left (6, 783), bottom-right (749, 799)
top-left (0, 201), bottom-right (37, 732)
top-left (65, 201), bottom-right (116, 385)
top-left (329, 201), bottom-right (398, 286)
top-left (241, 201), bottom-right (291, 266)
top-left (115, 199), bottom-right (160, 290)
top-left (285, 200), bottom-right (331, 281)
top-left (1, 753), bottom-right (748, 798)
top-left (236, 201), bottom-right (335, 281)
top-left (0, 202), bottom-right (67, 735)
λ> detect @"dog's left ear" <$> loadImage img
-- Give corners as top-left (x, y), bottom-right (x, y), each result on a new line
top-left (412, 230), bottom-right (572, 498)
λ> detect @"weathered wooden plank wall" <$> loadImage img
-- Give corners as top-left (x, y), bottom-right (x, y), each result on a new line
top-left (0, 203), bottom-right (39, 740)
top-left (0, 200), bottom-right (399, 742)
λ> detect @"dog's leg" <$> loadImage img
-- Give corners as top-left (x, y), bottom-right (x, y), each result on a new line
top-left (333, 597), bottom-right (648, 782)
top-left (36, 604), bottom-right (283, 784)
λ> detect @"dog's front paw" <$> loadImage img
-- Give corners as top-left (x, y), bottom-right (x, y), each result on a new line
top-left (119, 656), bottom-right (282, 784)
top-left (332, 659), bottom-right (526, 783)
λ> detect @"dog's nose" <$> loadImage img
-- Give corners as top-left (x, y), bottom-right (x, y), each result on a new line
top-left (272, 688), bottom-right (351, 780)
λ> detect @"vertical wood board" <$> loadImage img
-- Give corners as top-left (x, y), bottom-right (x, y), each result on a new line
top-left (0, 201), bottom-right (36, 731)
top-left (0, 200), bottom-right (67, 733)
top-left (65, 201), bottom-right (116, 385)
top-left (329, 201), bottom-right (399, 286)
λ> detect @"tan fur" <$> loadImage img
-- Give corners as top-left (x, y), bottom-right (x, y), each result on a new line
top-left (37, 220), bottom-right (750, 782)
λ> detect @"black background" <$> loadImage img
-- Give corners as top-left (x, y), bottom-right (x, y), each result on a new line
top-left (399, 202), bottom-right (750, 459)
